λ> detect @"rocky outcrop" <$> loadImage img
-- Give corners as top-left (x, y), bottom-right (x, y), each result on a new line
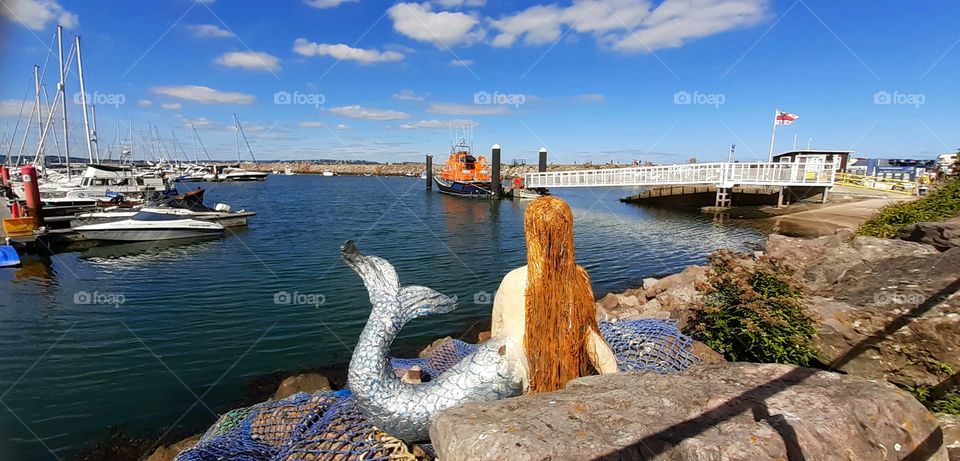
top-left (899, 218), bottom-right (960, 251)
top-left (939, 414), bottom-right (960, 461)
top-left (431, 363), bottom-right (947, 460)
top-left (766, 233), bottom-right (960, 388)
top-left (765, 232), bottom-right (940, 292)
top-left (595, 265), bottom-right (708, 328)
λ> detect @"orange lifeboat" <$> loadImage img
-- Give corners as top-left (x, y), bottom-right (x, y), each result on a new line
top-left (433, 141), bottom-right (493, 197)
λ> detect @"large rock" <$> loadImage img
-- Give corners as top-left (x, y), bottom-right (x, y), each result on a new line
top-left (650, 265), bottom-right (707, 296)
top-left (939, 414), bottom-right (960, 461)
top-left (271, 373), bottom-right (331, 400)
top-left (809, 247), bottom-right (960, 387)
top-left (765, 233), bottom-right (939, 291)
top-left (899, 218), bottom-right (960, 251)
top-left (431, 363), bottom-right (946, 460)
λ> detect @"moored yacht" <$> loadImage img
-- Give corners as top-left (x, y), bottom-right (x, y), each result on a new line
top-left (74, 211), bottom-right (225, 242)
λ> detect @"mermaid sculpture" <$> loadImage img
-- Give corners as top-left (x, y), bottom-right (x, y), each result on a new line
top-left (342, 196), bottom-right (616, 442)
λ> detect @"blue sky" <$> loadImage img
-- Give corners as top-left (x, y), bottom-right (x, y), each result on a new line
top-left (0, 0), bottom-right (958, 163)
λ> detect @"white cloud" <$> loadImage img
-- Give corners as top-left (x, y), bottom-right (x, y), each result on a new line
top-left (298, 121), bottom-right (349, 130)
top-left (388, 2), bottom-right (485, 47)
top-left (187, 24), bottom-right (234, 38)
top-left (161, 102), bottom-right (182, 110)
top-left (399, 119), bottom-right (479, 129)
top-left (293, 39), bottom-right (404, 64)
top-left (449, 59), bottom-right (474, 67)
top-left (150, 85), bottom-right (255, 105)
top-left (328, 105), bottom-right (409, 120)
top-left (303, 0), bottom-right (357, 8)
top-left (436, 0), bottom-right (486, 6)
top-left (489, 0), bottom-right (767, 52)
top-left (613, 0), bottom-right (768, 51)
top-left (215, 51), bottom-right (281, 72)
top-left (392, 89), bottom-right (425, 102)
top-left (0, 100), bottom-right (30, 118)
top-left (0, 0), bottom-right (78, 31)
top-left (427, 103), bottom-right (508, 115)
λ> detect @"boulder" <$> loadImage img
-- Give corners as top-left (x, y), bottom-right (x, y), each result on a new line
top-left (652, 265), bottom-right (707, 295)
top-left (431, 363), bottom-right (947, 461)
top-left (272, 373), bottom-right (331, 401)
top-left (145, 434), bottom-right (201, 461)
top-left (809, 248), bottom-right (960, 388)
top-left (691, 340), bottom-right (726, 363)
top-left (655, 284), bottom-right (703, 329)
top-left (938, 413), bottom-right (960, 461)
top-left (623, 287), bottom-right (647, 300)
top-left (597, 292), bottom-right (619, 310)
top-left (617, 294), bottom-right (642, 308)
top-left (765, 233), bottom-right (939, 292)
top-left (639, 298), bottom-right (662, 313)
top-left (642, 277), bottom-right (659, 291)
top-left (899, 218), bottom-right (960, 251)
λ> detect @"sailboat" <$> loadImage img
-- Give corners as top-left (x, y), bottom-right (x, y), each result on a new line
top-left (222, 114), bottom-right (268, 182)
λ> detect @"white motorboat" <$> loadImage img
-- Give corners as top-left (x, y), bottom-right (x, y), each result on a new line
top-left (222, 166), bottom-right (268, 181)
top-left (71, 188), bottom-right (255, 228)
top-left (322, 171), bottom-right (335, 177)
top-left (37, 164), bottom-right (169, 199)
top-left (75, 211), bottom-right (225, 242)
top-left (223, 114), bottom-right (268, 181)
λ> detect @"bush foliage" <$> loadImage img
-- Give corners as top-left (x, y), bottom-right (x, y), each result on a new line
top-left (857, 178), bottom-right (960, 238)
top-left (905, 384), bottom-right (960, 415)
top-left (691, 250), bottom-right (819, 366)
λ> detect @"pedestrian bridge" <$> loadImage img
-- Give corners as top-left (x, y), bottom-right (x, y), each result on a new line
top-left (522, 162), bottom-right (837, 189)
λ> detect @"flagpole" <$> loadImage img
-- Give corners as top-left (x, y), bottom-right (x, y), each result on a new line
top-left (768, 109), bottom-right (779, 162)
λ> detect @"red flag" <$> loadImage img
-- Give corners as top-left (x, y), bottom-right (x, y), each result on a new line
top-left (775, 111), bottom-right (799, 126)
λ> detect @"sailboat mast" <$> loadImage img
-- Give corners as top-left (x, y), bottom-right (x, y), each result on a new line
top-left (56, 25), bottom-right (72, 179)
top-left (75, 34), bottom-right (94, 164)
top-left (33, 65), bottom-right (43, 166)
top-left (234, 113), bottom-right (241, 164)
top-left (90, 104), bottom-right (101, 163)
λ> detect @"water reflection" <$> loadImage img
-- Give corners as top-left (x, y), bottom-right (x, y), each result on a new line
top-left (80, 236), bottom-right (223, 262)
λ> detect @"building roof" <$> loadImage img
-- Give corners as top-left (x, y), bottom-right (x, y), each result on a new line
top-left (774, 149), bottom-right (855, 157)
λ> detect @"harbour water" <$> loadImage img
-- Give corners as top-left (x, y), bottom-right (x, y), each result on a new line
top-left (1, 175), bottom-right (765, 459)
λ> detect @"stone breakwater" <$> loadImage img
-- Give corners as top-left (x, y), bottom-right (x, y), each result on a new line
top-left (145, 230), bottom-right (960, 460)
top-left (242, 162), bottom-right (633, 177)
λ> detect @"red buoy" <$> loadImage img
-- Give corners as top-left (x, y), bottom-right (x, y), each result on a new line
top-left (20, 165), bottom-right (44, 227)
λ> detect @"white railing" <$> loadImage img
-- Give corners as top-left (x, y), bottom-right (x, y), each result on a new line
top-left (522, 162), bottom-right (836, 189)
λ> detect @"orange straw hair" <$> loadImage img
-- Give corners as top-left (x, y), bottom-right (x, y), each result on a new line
top-left (523, 196), bottom-right (600, 394)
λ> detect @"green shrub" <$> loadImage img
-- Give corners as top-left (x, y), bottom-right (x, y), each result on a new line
top-left (904, 384), bottom-right (960, 415)
top-left (691, 250), bottom-right (819, 366)
top-left (857, 178), bottom-right (960, 238)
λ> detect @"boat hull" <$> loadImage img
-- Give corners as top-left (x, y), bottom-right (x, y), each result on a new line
top-left (77, 227), bottom-right (224, 242)
top-left (434, 177), bottom-right (492, 197)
